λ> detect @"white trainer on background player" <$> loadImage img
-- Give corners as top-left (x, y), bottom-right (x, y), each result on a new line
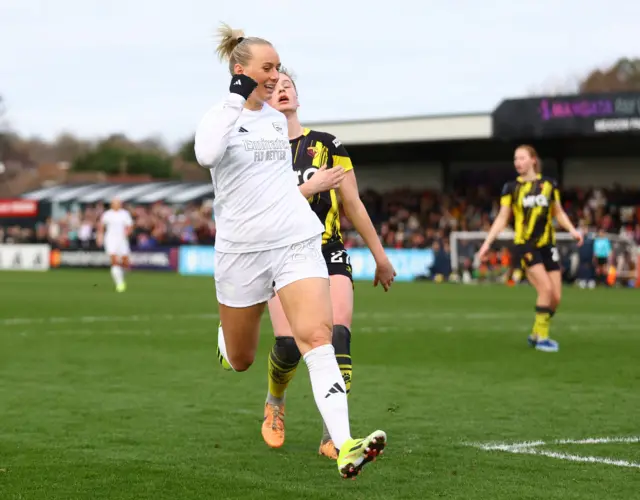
top-left (96, 197), bottom-right (133, 293)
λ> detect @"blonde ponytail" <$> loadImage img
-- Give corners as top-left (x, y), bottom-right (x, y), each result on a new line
top-left (215, 22), bottom-right (273, 75)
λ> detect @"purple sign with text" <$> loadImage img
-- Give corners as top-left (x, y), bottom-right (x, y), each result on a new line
top-left (539, 98), bottom-right (615, 121)
top-left (493, 92), bottom-right (640, 138)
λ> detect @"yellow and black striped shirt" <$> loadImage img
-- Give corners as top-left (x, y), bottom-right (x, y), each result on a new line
top-left (500, 174), bottom-right (561, 248)
top-left (290, 128), bottom-right (353, 245)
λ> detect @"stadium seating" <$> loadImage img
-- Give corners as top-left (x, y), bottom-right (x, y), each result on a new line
top-left (2, 186), bottom-right (639, 286)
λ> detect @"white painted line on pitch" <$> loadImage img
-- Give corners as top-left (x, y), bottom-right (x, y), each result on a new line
top-left (0, 311), bottom-right (453, 326)
top-left (554, 436), bottom-right (640, 445)
top-left (2, 322), bottom-right (632, 336)
top-left (14, 328), bottom-right (208, 337)
top-left (466, 436), bottom-right (640, 469)
top-left (501, 446), bottom-right (640, 468)
top-left (1, 311), bottom-right (636, 328)
top-left (471, 436), bottom-right (640, 450)
top-left (0, 311), bottom-right (470, 327)
top-left (0, 313), bottom-right (219, 326)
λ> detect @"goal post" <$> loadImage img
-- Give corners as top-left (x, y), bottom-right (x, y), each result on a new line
top-left (449, 230), bottom-right (639, 286)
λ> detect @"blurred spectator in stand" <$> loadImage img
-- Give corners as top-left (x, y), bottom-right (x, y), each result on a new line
top-left (78, 216), bottom-right (94, 249)
top-left (2, 183), bottom-right (640, 289)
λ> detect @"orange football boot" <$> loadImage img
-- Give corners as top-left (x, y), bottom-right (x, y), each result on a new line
top-left (261, 403), bottom-right (285, 448)
top-left (318, 439), bottom-right (339, 459)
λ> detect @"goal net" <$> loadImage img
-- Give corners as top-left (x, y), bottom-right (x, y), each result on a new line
top-left (449, 230), bottom-right (639, 287)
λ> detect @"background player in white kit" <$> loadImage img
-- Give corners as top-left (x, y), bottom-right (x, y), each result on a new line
top-left (96, 198), bottom-right (133, 293)
top-left (193, 23), bottom-right (387, 479)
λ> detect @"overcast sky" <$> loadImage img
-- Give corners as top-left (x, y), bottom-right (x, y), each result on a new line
top-left (1, 0), bottom-right (638, 148)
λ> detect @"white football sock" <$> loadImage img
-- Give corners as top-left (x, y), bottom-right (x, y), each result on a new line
top-left (218, 324), bottom-right (236, 371)
top-left (111, 265), bottom-right (124, 286)
top-left (304, 344), bottom-right (351, 450)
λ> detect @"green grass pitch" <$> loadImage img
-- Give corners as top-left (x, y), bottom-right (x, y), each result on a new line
top-left (1, 270), bottom-right (638, 499)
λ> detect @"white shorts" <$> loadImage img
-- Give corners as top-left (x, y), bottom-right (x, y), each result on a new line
top-left (104, 238), bottom-right (131, 257)
top-left (214, 235), bottom-right (328, 308)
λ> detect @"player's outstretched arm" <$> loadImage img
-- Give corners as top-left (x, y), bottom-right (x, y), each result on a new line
top-left (477, 205), bottom-right (512, 259)
top-left (194, 74), bottom-right (257, 169)
top-left (339, 170), bottom-right (396, 291)
top-left (553, 200), bottom-right (583, 246)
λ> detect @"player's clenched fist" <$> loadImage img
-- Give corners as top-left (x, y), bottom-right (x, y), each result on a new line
top-left (229, 74), bottom-right (258, 100)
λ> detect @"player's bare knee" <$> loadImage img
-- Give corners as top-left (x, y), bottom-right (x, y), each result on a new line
top-left (295, 322), bottom-right (332, 353)
top-left (536, 281), bottom-right (554, 304)
top-left (227, 351), bottom-right (255, 372)
top-left (310, 323), bottom-right (333, 349)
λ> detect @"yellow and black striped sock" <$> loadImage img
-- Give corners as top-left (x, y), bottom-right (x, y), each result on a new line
top-left (533, 306), bottom-right (552, 341)
top-left (267, 336), bottom-right (301, 405)
top-left (322, 325), bottom-right (352, 441)
top-left (333, 325), bottom-right (352, 395)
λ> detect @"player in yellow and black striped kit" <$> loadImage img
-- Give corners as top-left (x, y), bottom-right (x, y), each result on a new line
top-left (253, 68), bottom-right (396, 459)
top-left (477, 145), bottom-right (583, 352)
top-left (291, 127), bottom-right (355, 274)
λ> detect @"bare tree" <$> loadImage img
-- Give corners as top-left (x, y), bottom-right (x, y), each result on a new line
top-left (527, 58), bottom-right (640, 97)
top-left (579, 57), bottom-right (640, 93)
top-left (52, 133), bottom-right (92, 163)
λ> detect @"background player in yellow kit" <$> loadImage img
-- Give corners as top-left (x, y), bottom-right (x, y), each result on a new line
top-left (477, 145), bottom-right (583, 352)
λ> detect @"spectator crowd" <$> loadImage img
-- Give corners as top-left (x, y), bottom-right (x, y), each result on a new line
top-left (1, 201), bottom-right (216, 249)
top-left (2, 185), bottom-right (639, 286)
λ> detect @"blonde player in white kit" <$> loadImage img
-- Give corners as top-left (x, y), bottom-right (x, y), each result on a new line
top-left (193, 23), bottom-right (386, 480)
top-left (96, 197), bottom-right (133, 293)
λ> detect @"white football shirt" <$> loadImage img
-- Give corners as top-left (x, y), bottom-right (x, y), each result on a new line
top-left (194, 93), bottom-right (323, 253)
top-left (100, 209), bottom-right (133, 241)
